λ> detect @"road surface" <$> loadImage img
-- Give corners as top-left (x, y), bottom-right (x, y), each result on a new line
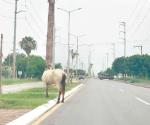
top-left (34, 78), bottom-right (150, 125)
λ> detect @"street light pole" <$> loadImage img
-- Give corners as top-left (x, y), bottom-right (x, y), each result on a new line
top-left (67, 12), bottom-right (71, 82)
top-left (57, 8), bottom-right (82, 83)
top-left (70, 34), bottom-right (85, 78)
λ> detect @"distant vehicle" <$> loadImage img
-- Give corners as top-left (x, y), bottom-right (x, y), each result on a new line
top-left (98, 73), bottom-right (114, 80)
top-left (78, 75), bottom-right (85, 80)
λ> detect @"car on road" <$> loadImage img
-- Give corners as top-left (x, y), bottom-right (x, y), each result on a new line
top-left (78, 75), bottom-right (85, 80)
top-left (98, 73), bottom-right (114, 80)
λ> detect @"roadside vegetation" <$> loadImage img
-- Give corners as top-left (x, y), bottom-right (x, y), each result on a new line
top-left (0, 82), bottom-right (80, 109)
top-left (99, 54), bottom-right (150, 84)
top-left (117, 77), bottom-right (150, 84)
top-left (0, 35), bottom-right (85, 109)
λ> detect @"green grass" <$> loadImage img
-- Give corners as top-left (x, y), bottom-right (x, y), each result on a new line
top-left (2, 78), bottom-right (39, 85)
top-left (0, 82), bottom-right (80, 109)
top-left (117, 77), bottom-right (150, 84)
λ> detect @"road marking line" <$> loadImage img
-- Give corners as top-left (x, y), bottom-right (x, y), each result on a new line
top-left (135, 97), bottom-right (150, 106)
top-left (32, 84), bottom-right (84, 125)
top-left (31, 103), bottom-right (63, 125)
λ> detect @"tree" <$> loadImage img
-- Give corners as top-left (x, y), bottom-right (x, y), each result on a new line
top-left (127, 55), bottom-right (150, 78)
top-left (111, 55), bottom-right (150, 78)
top-left (3, 53), bottom-right (27, 78)
top-left (104, 68), bottom-right (115, 76)
top-left (55, 63), bottom-right (62, 69)
top-left (3, 53), bottom-right (45, 78)
top-left (46, 0), bottom-right (55, 68)
top-left (112, 57), bottom-right (127, 75)
top-left (19, 36), bottom-right (37, 56)
top-left (26, 55), bottom-right (45, 78)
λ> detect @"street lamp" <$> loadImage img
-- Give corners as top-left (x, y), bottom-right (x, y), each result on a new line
top-left (70, 34), bottom-right (85, 78)
top-left (57, 7), bottom-right (82, 83)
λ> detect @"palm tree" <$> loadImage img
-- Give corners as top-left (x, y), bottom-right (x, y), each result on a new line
top-left (46, 0), bottom-right (55, 68)
top-left (71, 49), bottom-right (78, 68)
top-left (45, 0), bottom-right (55, 97)
top-left (70, 49), bottom-right (79, 82)
top-left (19, 36), bottom-right (37, 56)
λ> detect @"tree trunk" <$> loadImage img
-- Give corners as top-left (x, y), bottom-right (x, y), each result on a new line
top-left (46, 0), bottom-right (55, 68)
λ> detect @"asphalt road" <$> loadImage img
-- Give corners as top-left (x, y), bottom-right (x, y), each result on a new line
top-left (36, 78), bottom-right (150, 125)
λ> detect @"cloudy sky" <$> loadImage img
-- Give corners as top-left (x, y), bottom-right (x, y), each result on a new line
top-left (0, 0), bottom-right (150, 73)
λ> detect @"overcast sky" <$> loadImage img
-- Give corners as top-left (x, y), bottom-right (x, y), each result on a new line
top-left (0, 0), bottom-right (150, 74)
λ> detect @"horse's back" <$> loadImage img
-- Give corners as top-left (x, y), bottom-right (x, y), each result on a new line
top-left (53, 69), bottom-right (66, 82)
top-left (42, 69), bottom-right (66, 84)
top-left (42, 70), bottom-right (53, 84)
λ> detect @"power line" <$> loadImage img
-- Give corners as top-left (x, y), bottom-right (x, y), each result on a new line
top-left (128, 0), bottom-right (148, 33)
top-left (28, 0), bottom-right (44, 24)
top-left (0, 0), bottom-right (14, 5)
top-left (128, 1), bottom-right (150, 39)
top-left (25, 19), bottom-right (44, 41)
top-left (130, 6), bottom-right (150, 38)
top-left (127, 0), bottom-right (141, 24)
top-left (26, 9), bottom-right (46, 37)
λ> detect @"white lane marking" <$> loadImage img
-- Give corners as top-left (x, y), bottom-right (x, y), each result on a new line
top-left (135, 97), bottom-right (150, 106)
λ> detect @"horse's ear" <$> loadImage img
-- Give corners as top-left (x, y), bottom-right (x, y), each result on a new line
top-left (47, 64), bottom-right (53, 70)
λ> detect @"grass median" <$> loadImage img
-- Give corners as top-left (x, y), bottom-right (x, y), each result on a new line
top-left (0, 81), bottom-right (80, 109)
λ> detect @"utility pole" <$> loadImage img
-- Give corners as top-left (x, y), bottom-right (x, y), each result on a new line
top-left (12, 0), bottom-right (18, 78)
top-left (134, 45), bottom-right (143, 55)
top-left (106, 53), bottom-right (109, 69)
top-left (75, 36), bottom-right (79, 78)
top-left (70, 34), bottom-right (85, 78)
top-left (46, 0), bottom-right (55, 68)
top-left (57, 8), bottom-right (82, 83)
top-left (111, 43), bottom-right (116, 61)
top-left (0, 34), bottom-right (3, 94)
top-left (120, 22), bottom-right (126, 57)
top-left (120, 22), bottom-right (127, 80)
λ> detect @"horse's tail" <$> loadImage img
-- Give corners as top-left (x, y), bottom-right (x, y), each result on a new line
top-left (61, 73), bottom-right (66, 85)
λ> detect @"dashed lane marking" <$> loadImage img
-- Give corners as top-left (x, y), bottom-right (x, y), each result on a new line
top-left (135, 97), bottom-right (150, 106)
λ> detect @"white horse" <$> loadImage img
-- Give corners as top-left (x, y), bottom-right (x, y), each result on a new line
top-left (42, 69), bottom-right (67, 103)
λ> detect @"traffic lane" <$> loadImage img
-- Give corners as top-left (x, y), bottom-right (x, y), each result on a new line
top-left (107, 80), bottom-right (150, 106)
top-left (38, 79), bottom-right (150, 125)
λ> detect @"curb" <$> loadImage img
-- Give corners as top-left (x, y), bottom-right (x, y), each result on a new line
top-left (7, 84), bottom-right (84, 125)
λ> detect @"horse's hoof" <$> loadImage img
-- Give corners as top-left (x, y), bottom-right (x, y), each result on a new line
top-left (56, 101), bottom-right (60, 104)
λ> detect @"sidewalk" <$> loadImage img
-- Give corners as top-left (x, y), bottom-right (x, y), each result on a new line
top-left (0, 81), bottom-right (44, 125)
top-left (0, 109), bottom-right (31, 125)
top-left (2, 82), bottom-right (44, 94)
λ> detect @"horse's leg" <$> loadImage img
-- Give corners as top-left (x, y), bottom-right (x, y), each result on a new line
top-left (61, 86), bottom-right (65, 103)
top-left (56, 90), bottom-right (61, 104)
top-left (46, 83), bottom-right (49, 97)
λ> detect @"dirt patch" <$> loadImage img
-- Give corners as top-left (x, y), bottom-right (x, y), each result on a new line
top-left (0, 109), bottom-right (31, 125)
